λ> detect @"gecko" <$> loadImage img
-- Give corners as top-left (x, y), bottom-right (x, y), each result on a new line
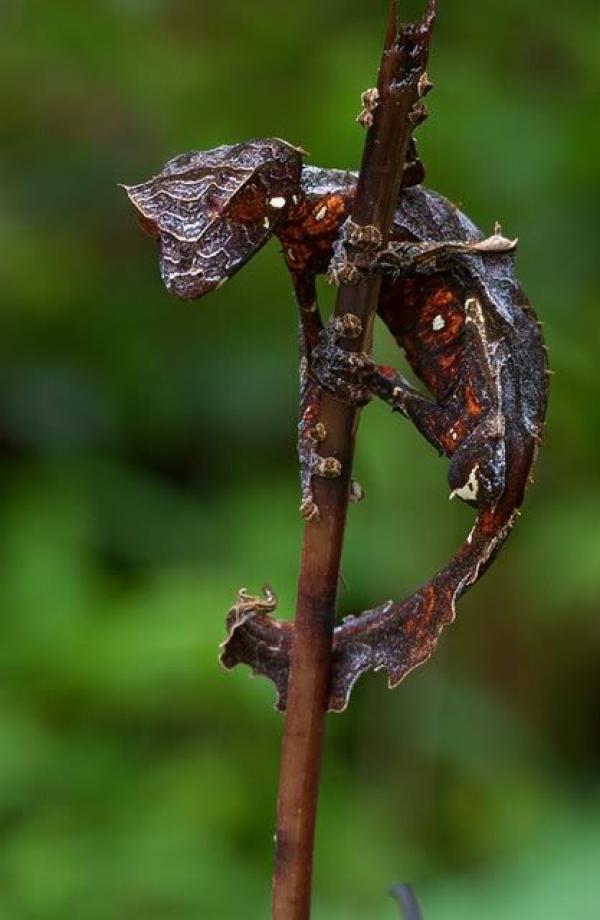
top-left (123, 137), bottom-right (549, 710)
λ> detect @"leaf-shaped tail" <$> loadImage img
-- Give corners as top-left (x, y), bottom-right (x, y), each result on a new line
top-left (220, 502), bottom-right (517, 712)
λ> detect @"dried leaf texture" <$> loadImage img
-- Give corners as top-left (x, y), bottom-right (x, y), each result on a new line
top-left (123, 139), bottom-right (304, 298)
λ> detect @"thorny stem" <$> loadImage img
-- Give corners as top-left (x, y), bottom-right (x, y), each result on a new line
top-left (271, 4), bottom-right (436, 918)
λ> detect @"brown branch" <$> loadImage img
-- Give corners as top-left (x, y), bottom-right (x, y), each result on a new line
top-left (271, 4), bottom-right (437, 918)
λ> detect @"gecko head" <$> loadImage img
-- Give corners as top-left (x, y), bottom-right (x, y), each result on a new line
top-left (123, 138), bottom-right (306, 300)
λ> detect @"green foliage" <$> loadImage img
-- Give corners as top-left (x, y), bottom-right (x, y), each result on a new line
top-left (1, 0), bottom-right (599, 915)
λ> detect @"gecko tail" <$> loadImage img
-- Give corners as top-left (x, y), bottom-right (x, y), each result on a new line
top-left (327, 508), bottom-right (517, 711)
top-left (219, 507), bottom-right (517, 712)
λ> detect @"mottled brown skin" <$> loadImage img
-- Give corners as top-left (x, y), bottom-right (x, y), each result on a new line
top-left (125, 139), bottom-right (549, 711)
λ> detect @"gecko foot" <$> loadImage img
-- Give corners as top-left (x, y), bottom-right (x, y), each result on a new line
top-left (311, 319), bottom-right (373, 406)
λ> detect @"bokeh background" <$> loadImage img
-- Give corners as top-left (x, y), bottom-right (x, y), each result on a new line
top-left (2, 1), bottom-right (599, 917)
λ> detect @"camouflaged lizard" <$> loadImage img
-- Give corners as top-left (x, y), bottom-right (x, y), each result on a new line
top-left (124, 136), bottom-right (549, 710)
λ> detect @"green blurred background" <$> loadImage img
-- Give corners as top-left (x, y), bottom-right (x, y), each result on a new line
top-left (2, 1), bottom-right (599, 917)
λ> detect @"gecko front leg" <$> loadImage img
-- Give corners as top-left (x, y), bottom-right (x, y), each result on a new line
top-left (368, 365), bottom-right (456, 457)
top-left (293, 271), bottom-right (323, 521)
top-left (298, 372), bottom-right (339, 523)
top-left (372, 228), bottom-right (518, 278)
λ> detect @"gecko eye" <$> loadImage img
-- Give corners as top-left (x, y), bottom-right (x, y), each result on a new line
top-left (449, 465), bottom-right (480, 505)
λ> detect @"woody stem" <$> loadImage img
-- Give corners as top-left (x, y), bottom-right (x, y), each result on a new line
top-left (271, 4), bottom-right (436, 919)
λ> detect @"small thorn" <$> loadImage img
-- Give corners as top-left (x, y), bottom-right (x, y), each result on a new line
top-left (300, 500), bottom-right (320, 523)
top-left (417, 71), bottom-right (434, 97)
top-left (385, 1), bottom-right (399, 50)
top-left (357, 87), bottom-right (380, 128)
top-left (420, 0), bottom-right (438, 36)
top-left (316, 456), bottom-right (342, 479)
top-left (337, 313), bottom-right (363, 339)
top-left (313, 422), bottom-right (328, 442)
top-left (408, 101), bottom-right (428, 126)
top-left (349, 480), bottom-right (365, 504)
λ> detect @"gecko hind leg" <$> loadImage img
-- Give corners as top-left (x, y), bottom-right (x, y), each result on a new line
top-left (311, 316), bottom-right (454, 457)
top-left (369, 365), bottom-right (455, 458)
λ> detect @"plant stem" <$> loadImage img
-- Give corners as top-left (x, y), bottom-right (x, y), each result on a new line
top-left (271, 4), bottom-right (436, 918)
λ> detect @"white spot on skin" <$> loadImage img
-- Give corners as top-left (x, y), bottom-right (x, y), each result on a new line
top-left (315, 205), bottom-right (328, 222)
top-left (450, 465), bottom-right (480, 503)
top-left (263, 217), bottom-right (270, 230)
top-left (392, 386), bottom-right (407, 410)
top-left (432, 314), bottom-right (445, 331)
top-left (269, 196), bottom-right (286, 209)
top-left (465, 297), bottom-right (484, 325)
top-left (449, 429), bottom-right (458, 441)
top-left (287, 248), bottom-right (296, 263)
top-left (292, 195), bottom-right (299, 205)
